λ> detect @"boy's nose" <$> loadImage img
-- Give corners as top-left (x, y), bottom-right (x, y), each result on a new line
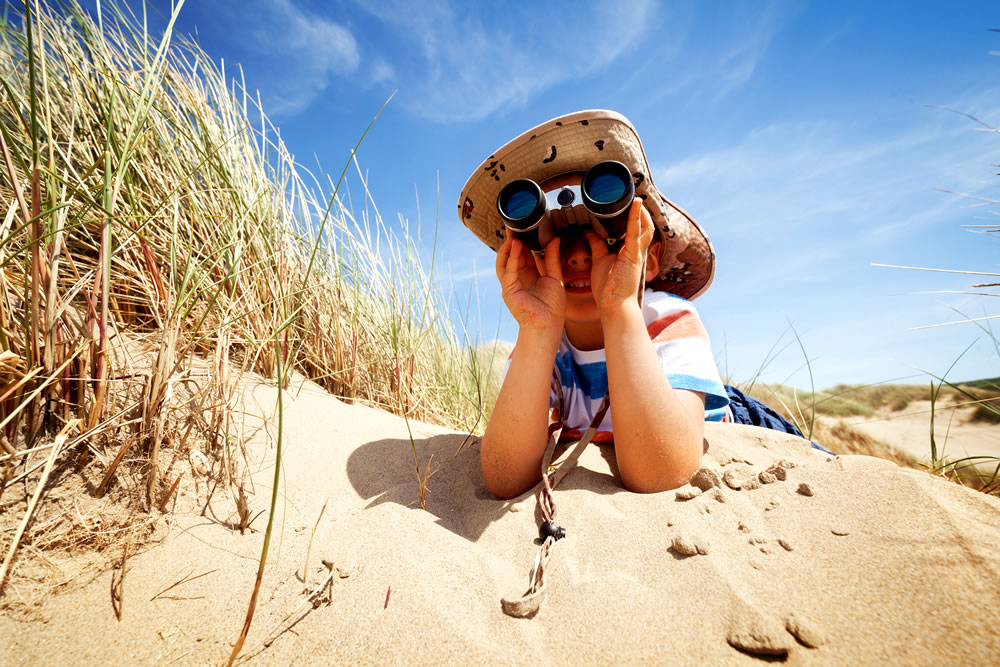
top-left (561, 235), bottom-right (591, 269)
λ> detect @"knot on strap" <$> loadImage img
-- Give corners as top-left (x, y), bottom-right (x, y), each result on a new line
top-left (500, 391), bottom-right (610, 619)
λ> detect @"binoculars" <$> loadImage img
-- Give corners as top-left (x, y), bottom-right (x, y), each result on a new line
top-left (496, 160), bottom-right (635, 252)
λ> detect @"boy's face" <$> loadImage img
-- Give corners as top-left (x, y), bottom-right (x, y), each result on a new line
top-left (559, 233), bottom-right (603, 325)
top-left (538, 172), bottom-right (662, 333)
top-left (539, 172), bottom-right (608, 326)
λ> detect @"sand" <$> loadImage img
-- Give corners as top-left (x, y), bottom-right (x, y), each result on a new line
top-left (2, 377), bottom-right (1000, 664)
top-left (847, 400), bottom-right (1000, 464)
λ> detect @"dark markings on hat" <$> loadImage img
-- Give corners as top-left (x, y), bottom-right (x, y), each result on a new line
top-left (638, 193), bottom-right (648, 200)
top-left (484, 159), bottom-right (505, 181)
top-left (555, 121), bottom-right (563, 126)
top-left (579, 119), bottom-right (589, 126)
top-left (632, 172), bottom-right (645, 187)
top-left (495, 229), bottom-right (504, 239)
top-left (529, 134), bottom-right (536, 141)
top-left (462, 197), bottom-right (474, 220)
top-left (594, 140), bottom-right (605, 151)
top-left (664, 262), bottom-right (692, 284)
top-left (663, 224), bottom-right (676, 239)
top-left (542, 146), bottom-right (557, 163)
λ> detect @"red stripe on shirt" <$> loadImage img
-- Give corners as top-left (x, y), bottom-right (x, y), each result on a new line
top-left (559, 428), bottom-right (615, 444)
top-left (646, 309), bottom-right (708, 343)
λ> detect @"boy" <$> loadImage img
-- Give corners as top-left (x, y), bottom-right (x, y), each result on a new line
top-left (458, 110), bottom-right (758, 499)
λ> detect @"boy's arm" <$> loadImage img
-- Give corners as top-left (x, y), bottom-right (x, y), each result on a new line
top-left (602, 303), bottom-right (705, 492)
top-left (588, 200), bottom-right (705, 492)
top-left (481, 327), bottom-right (561, 499)
top-left (481, 234), bottom-right (566, 499)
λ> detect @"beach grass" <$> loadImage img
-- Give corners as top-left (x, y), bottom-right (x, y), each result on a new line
top-left (0, 0), bottom-right (497, 613)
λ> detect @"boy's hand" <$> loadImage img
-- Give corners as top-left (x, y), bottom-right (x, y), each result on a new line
top-left (586, 198), bottom-right (654, 315)
top-left (496, 233), bottom-right (565, 332)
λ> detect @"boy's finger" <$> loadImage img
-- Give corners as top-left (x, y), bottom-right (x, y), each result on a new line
top-left (542, 237), bottom-right (563, 283)
top-left (638, 201), bottom-right (654, 247)
top-left (585, 231), bottom-right (610, 262)
top-left (622, 198), bottom-right (644, 259)
top-left (505, 238), bottom-right (524, 282)
top-left (496, 234), bottom-right (513, 282)
top-left (532, 249), bottom-right (546, 277)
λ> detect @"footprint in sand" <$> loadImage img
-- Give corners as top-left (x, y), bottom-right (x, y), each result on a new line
top-left (726, 604), bottom-right (827, 656)
top-left (676, 463), bottom-right (827, 659)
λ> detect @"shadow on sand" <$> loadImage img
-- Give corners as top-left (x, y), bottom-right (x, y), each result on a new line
top-left (346, 433), bottom-right (628, 543)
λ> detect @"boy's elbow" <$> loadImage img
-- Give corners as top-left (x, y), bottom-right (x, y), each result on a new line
top-left (482, 469), bottom-right (535, 500)
top-left (620, 449), bottom-right (703, 494)
top-left (480, 442), bottom-right (537, 500)
top-left (484, 479), bottom-right (523, 500)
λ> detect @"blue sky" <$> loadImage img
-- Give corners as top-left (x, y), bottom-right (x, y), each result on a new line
top-left (150, 0), bottom-right (999, 389)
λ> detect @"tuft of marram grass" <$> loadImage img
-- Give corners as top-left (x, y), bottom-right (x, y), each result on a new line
top-left (0, 0), bottom-right (498, 605)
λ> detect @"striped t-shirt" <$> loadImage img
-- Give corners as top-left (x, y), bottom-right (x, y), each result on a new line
top-left (545, 288), bottom-right (729, 443)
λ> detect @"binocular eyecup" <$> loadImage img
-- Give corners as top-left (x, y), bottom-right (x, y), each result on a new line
top-left (496, 160), bottom-right (635, 253)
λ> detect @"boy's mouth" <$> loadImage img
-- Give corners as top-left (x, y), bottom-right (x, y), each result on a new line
top-left (564, 275), bottom-right (592, 294)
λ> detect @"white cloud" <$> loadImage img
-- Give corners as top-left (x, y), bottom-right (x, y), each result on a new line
top-left (351, 0), bottom-right (657, 122)
top-left (198, 0), bottom-right (359, 118)
top-left (628, 0), bottom-right (799, 109)
top-left (370, 59), bottom-right (395, 86)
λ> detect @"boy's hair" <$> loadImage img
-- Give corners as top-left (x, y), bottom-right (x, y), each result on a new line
top-left (458, 109), bottom-right (717, 301)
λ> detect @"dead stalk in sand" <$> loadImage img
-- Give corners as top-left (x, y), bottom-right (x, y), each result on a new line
top-left (150, 568), bottom-right (217, 602)
top-left (0, 436), bottom-right (14, 496)
top-left (0, 420), bottom-right (79, 594)
top-left (301, 500), bottom-right (327, 587)
top-left (109, 539), bottom-right (130, 621)
top-left (157, 472), bottom-right (184, 513)
top-left (240, 561), bottom-right (338, 659)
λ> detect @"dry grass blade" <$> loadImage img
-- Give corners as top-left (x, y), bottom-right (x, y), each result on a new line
top-left (157, 472), bottom-right (183, 513)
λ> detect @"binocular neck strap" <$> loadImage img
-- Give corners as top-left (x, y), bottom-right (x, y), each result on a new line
top-left (500, 382), bottom-right (610, 618)
top-left (501, 256), bottom-right (647, 618)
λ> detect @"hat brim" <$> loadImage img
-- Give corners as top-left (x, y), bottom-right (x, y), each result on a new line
top-left (458, 109), bottom-right (715, 300)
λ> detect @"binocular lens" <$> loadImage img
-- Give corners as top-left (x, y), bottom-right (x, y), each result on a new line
top-left (586, 172), bottom-right (629, 204)
top-left (497, 179), bottom-right (545, 230)
top-left (581, 161), bottom-right (634, 216)
top-left (502, 189), bottom-right (540, 220)
top-left (497, 179), bottom-right (549, 251)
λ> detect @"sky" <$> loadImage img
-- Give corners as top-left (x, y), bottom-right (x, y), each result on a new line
top-left (145, 0), bottom-right (1000, 390)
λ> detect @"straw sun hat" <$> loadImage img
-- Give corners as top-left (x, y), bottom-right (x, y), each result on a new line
top-left (458, 109), bottom-right (715, 300)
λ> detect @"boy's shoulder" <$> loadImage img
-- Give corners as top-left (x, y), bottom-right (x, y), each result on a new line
top-left (642, 288), bottom-right (700, 319)
top-left (642, 289), bottom-right (710, 342)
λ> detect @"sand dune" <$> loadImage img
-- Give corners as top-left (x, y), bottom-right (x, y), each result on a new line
top-left (847, 400), bottom-right (1000, 464)
top-left (2, 378), bottom-right (1000, 664)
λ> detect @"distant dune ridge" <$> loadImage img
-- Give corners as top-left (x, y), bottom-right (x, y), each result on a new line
top-left (3, 376), bottom-right (998, 663)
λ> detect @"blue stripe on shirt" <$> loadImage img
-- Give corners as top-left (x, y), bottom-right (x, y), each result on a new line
top-left (666, 373), bottom-right (729, 410)
top-left (555, 352), bottom-right (608, 399)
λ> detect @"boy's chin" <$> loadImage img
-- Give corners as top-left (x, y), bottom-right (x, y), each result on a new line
top-left (564, 296), bottom-right (601, 322)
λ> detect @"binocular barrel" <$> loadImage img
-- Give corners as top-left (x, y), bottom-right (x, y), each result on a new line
top-left (496, 160), bottom-right (635, 252)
